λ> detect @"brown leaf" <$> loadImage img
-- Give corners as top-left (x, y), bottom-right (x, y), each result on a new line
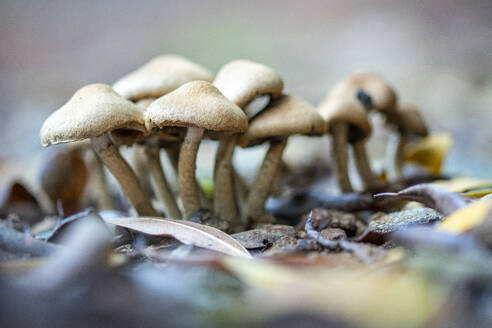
top-left (40, 147), bottom-right (88, 216)
top-left (0, 181), bottom-right (43, 224)
top-left (104, 217), bottom-right (251, 258)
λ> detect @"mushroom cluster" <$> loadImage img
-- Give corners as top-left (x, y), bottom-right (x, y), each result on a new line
top-left (40, 56), bottom-right (429, 229)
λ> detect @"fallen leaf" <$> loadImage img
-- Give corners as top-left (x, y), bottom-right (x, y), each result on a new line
top-left (439, 198), bottom-right (492, 234)
top-left (374, 183), bottom-right (467, 216)
top-left (104, 217), bottom-right (251, 258)
top-left (222, 257), bottom-right (444, 328)
top-left (357, 208), bottom-right (443, 244)
top-left (405, 133), bottom-right (451, 174)
top-left (433, 177), bottom-right (492, 192)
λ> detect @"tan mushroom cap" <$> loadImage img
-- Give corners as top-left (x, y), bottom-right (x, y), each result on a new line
top-left (145, 81), bottom-right (248, 133)
top-left (113, 55), bottom-right (214, 101)
top-left (213, 60), bottom-right (284, 108)
top-left (331, 72), bottom-right (398, 114)
top-left (239, 95), bottom-right (325, 147)
top-left (318, 97), bottom-right (372, 142)
top-left (40, 84), bottom-right (145, 147)
top-left (397, 103), bottom-right (428, 137)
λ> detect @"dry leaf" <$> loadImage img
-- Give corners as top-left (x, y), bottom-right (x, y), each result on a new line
top-left (104, 217), bottom-right (251, 258)
top-left (223, 257), bottom-right (443, 328)
top-left (374, 183), bottom-right (467, 216)
top-left (405, 133), bottom-right (451, 174)
top-left (439, 198), bottom-right (492, 234)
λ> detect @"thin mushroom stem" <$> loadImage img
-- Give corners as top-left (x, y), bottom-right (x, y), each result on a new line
top-left (351, 139), bottom-right (380, 190)
top-left (214, 134), bottom-right (239, 223)
top-left (233, 168), bottom-right (249, 216)
top-left (166, 143), bottom-right (213, 209)
top-left (90, 153), bottom-right (113, 210)
top-left (91, 133), bottom-right (158, 216)
top-left (385, 132), bottom-right (408, 180)
top-left (133, 145), bottom-right (153, 195)
top-left (244, 138), bottom-right (287, 224)
top-left (331, 123), bottom-right (353, 193)
top-left (178, 126), bottom-right (204, 219)
top-left (145, 144), bottom-right (182, 219)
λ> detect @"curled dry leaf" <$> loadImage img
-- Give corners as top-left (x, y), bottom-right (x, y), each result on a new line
top-left (104, 217), bottom-right (251, 258)
top-left (265, 191), bottom-right (374, 221)
top-left (374, 183), bottom-right (467, 216)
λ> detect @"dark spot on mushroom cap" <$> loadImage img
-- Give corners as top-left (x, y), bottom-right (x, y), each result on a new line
top-left (356, 89), bottom-right (373, 110)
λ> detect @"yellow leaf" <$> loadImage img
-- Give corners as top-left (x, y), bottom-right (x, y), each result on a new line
top-left (433, 177), bottom-right (492, 195)
top-left (223, 257), bottom-right (443, 328)
top-left (439, 198), bottom-right (492, 234)
top-left (405, 133), bottom-right (452, 175)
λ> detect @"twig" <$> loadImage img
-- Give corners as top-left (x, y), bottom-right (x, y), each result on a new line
top-left (0, 224), bottom-right (60, 257)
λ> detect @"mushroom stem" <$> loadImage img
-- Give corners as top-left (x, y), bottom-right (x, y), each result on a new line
top-left (145, 144), bottom-right (182, 219)
top-left (178, 126), bottom-right (204, 219)
top-left (90, 153), bottom-right (113, 211)
top-left (233, 168), bottom-right (249, 216)
top-left (331, 123), bottom-right (353, 193)
top-left (385, 132), bottom-right (408, 180)
top-left (244, 139), bottom-right (287, 224)
top-left (133, 145), bottom-right (153, 195)
top-left (214, 134), bottom-right (239, 223)
top-left (91, 133), bottom-right (158, 216)
top-left (166, 143), bottom-right (213, 209)
top-left (351, 139), bottom-right (380, 190)
top-left (165, 145), bottom-right (180, 174)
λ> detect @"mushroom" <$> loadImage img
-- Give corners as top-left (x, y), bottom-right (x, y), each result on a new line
top-left (213, 60), bottom-right (284, 116)
top-left (318, 98), bottom-right (373, 192)
top-left (213, 60), bottom-right (284, 221)
top-left (113, 54), bottom-right (214, 101)
top-left (239, 95), bottom-right (325, 224)
top-left (40, 83), bottom-right (158, 216)
top-left (145, 81), bottom-right (247, 219)
top-left (113, 55), bottom-right (215, 217)
top-left (331, 72), bottom-right (398, 116)
top-left (385, 103), bottom-right (428, 179)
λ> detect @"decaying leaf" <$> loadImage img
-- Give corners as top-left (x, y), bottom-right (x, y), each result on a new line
top-left (104, 217), bottom-right (251, 258)
top-left (439, 198), bottom-right (492, 234)
top-left (368, 208), bottom-right (442, 233)
top-left (433, 177), bottom-right (492, 198)
top-left (374, 183), bottom-right (467, 216)
top-left (40, 147), bottom-right (88, 216)
top-left (0, 181), bottom-right (43, 225)
top-left (232, 225), bottom-right (296, 249)
top-left (223, 257), bottom-right (444, 328)
top-left (404, 133), bottom-right (451, 175)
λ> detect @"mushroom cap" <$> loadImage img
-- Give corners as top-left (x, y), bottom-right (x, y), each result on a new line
top-left (213, 60), bottom-right (284, 108)
top-left (40, 84), bottom-right (145, 147)
top-left (318, 97), bottom-right (372, 142)
top-left (135, 98), bottom-right (156, 112)
top-left (239, 95), bottom-right (325, 147)
top-left (145, 81), bottom-right (248, 133)
top-left (330, 72), bottom-right (398, 114)
top-left (397, 103), bottom-right (428, 137)
top-left (113, 55), bottom-right (214, 101)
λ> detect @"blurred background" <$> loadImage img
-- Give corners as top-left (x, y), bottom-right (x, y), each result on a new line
top-left (1, 0), bottom-right (491, 188)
